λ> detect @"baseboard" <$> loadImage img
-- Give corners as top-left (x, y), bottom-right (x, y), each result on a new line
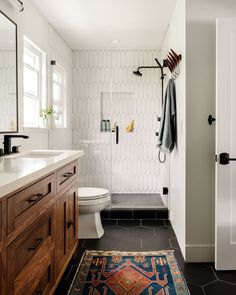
top-left (185, 244), bottom-right (215, 262)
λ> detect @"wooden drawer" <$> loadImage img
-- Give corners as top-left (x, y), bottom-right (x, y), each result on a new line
top-left (33, 267), bottom-right (52, 295)
top-left (6, 208), bottom-right (55, 295)
top-left (7, 174), bottom-right (55, 241)
top-left (56, 161), bottom-right (78, 193)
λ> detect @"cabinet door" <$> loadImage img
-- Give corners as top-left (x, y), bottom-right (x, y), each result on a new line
top-left (6, 207), bottom-right (55, 295)
top-left (55, 183), bottom-right (78, 277)
top-left (0, 252), bottom-right (2, 295)
top-left (67, 184), bottom-right (78, 254)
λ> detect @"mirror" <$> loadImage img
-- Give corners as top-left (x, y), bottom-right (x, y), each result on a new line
top-left (0, 11), bottom-right (18, 133)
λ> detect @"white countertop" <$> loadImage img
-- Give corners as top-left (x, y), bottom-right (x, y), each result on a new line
top-left (0, 150), bottom-right (84, 198)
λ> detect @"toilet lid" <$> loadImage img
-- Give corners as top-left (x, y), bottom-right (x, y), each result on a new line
top-left (79, 187), bottom-right (110, 200)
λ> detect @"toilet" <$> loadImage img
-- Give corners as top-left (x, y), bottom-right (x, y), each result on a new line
top-left (78, 187), bottom-right (111, 239)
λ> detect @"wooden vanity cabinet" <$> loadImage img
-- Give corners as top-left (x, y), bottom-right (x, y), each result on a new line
top-left (0, 201), bottom-right (2, 295)
top-left (55, 183), bottom-right (78, 279)
top-left (0, 160), bottom-right (79, 295)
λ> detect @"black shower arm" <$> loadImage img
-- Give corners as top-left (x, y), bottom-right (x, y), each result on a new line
top-left (137, 59), bottom-right (165, 78)
top-left (136, 58), bottom-right (167, 105)
top-left (137, 66), bottom-right (160, 71)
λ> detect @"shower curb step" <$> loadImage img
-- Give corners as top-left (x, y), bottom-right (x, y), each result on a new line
top-left (101, 209), bottom-right (168, 220)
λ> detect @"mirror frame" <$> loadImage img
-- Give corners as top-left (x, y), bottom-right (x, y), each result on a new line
top-left (0, 10), bottom-right (18, 133)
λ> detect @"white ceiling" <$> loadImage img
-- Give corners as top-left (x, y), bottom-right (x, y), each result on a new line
top-left (31, 0), bottom-right (177, 50)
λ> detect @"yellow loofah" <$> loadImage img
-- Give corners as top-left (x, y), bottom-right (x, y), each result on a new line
top-left (126, 120), bottom-right (135, 132)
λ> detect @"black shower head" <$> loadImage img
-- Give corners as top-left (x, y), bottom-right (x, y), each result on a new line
top-left (133, 69), bottom-right (142, 77)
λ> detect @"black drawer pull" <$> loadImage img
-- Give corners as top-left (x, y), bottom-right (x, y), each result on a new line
top-left (67, 220), bottom-right (74, 229)
top-left (28, 238), bottom-right (43, 251)
top-left (28, 193), bottom-right (44, 203)
top-left (35, 292), bottom-right (43, 295)
top-left (63, 172), bottom-right (73, 178)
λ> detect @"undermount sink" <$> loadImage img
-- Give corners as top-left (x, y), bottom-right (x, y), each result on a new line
top-left (4, 150), bottom-right (64, 159)
top-left (17, 152), bottom-right (63, 159)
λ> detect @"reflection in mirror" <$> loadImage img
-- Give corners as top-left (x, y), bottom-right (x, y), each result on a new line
top-left (0, 11), bottom-right (18, 133)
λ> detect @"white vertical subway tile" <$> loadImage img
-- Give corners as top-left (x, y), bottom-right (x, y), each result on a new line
top-left (72, 49), bottom-right (168, 193)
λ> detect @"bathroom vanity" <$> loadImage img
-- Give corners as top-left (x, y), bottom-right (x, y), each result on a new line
top-left (0, 150), bottom-right (84, 295)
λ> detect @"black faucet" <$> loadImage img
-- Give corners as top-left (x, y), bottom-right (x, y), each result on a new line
top-left (3, 135), bottom-right (29, 155)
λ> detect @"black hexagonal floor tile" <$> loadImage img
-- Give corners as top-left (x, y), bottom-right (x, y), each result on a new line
top-left (169, 237), bottom-right (180, 249)
top-left (129, 226), bottom-right (155, 239)
top-left (187, 283), bottom-right (205, 295)
top-left (142, 219), bottom-right (166, 227)
top-left (182, 263), bottom-right (216, 286)
top-left (165, 220), bottom-right (172, 227)
top-left (102, 219), bottom-right (117, 227)
top-left (204, 280), bottom-right (236, 295)
top-left (141, 237), bottom-right (171, 251)
top-left (104, 226), bottom-right (129, 239)
top-left (155, 226), bottom-right (176, 239)
top-left (118, 220), bottom-right (141, 228)
top-left (83, 235), bottom-right (142, 251)
top-left (213, 268), bottom-right (236, 285)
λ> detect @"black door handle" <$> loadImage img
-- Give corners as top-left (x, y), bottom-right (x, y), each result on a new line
top-left (219, 153), bottom-right (236, 165)
top-left (116, 125), bottom-right (119, 144)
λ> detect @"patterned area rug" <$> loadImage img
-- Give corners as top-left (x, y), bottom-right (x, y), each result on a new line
top-left (68, 250), bottom-right (189, 295)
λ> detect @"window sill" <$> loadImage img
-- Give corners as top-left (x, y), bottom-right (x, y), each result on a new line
top-left (22, 126), bottom-right (49, 133)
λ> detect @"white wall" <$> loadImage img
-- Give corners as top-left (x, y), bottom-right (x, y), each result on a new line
top-left (0, 0), bottom-right (72, 150)
top-left (161, 0), bottom-right (186, 258)
top-left (186, 0), bottom-right (236, 262)
top-left (0, 50), bottom-right (17, 131)
top-left (48, 25), bottom-right (73, 150)
top-left (73, 50), bottom-right (169, 197)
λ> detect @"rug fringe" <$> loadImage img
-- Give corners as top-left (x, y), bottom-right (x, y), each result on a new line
top-left (83, 249), bottom-right (175, 256)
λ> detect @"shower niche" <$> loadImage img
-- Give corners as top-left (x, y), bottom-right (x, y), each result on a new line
top-left (100, 91), bottom-right (136, 135)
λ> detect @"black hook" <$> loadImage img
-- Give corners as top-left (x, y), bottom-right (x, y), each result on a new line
top-left (208, 115), bottom-right (216, 125)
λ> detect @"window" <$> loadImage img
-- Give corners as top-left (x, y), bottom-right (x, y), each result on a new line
top-left (23, 37), bottom-right (46, 127)
top-left (52, 64), bottom-right (67, 128)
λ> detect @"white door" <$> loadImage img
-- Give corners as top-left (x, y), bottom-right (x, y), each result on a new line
top-left (216, 18), bottom-right (236, 270)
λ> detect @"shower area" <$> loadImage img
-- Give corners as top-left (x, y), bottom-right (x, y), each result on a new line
top-left (73, 50), bottom-right (169, 210)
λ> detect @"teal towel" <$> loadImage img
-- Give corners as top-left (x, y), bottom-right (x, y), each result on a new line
top-left (157, 78), bottom-right (176, 154)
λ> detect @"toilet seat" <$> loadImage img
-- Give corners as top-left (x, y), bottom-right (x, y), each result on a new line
top-left (79, 187), bottom-right (110, 200)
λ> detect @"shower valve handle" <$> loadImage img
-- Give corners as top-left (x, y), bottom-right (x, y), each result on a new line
top-left (116, 126), bottom-right (119, 144)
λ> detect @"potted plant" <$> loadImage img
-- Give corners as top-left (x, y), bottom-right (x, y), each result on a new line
top-left (40, 107), bottom-right (55, 128)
